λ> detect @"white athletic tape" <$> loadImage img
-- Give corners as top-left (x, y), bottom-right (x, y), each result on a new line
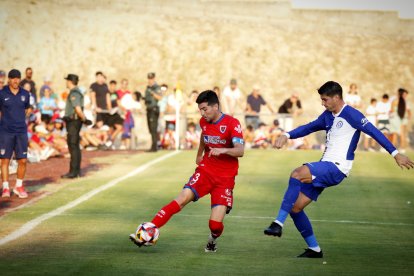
top-left (0, 151), bottom-right (180, 246)
top-left (177, 214), bottom-right (414, 227)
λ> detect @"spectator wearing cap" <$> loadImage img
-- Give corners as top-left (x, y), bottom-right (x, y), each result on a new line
top-left (144, 72), bottom-right (162, 152)
top-left (0, 70), bottom-right (6, 90)
top-left (19, 67), bottom-right (37, 103)
top-left (0, 69), bottom-right (31, 199)
top-left (245, 85), bottom-right (274, 129)
top-left (62, 74), bottom-right (90, 179)
top-left (90, 71), bottom-right (112, 129)
top-left (222, 78), bottom-right (243, 117)
top-left (278, 93), bottom-right (303, 131)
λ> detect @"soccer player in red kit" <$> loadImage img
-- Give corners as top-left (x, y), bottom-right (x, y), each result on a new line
top-left (130, 90), bottom-right (245, 252)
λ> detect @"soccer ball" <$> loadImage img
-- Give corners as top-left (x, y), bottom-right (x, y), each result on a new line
top-left (134, 222), bottom-right (160, 246)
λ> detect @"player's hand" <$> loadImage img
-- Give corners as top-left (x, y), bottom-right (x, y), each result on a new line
top-left (394, 153), bottom-right (414, 170)
top-left (208, 148), bottom-right (227, 157)
top-left (274, 135), bottom-right (288, 149)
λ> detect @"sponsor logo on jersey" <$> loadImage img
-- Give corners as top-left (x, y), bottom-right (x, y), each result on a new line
top-left (361, 117), bottom-right (369, 127)
top-left (336, 120), bottom-right (343, 128)
top-left (234, 124), bottom-right (242, 133)
top-left (203, 135), bottom-right (226, 144)
top-left (220, 125), bottom-right (227, 133)
top-left (21, 96), bottom-right (26, 101)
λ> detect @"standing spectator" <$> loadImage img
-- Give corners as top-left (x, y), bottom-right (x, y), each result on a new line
top-left (245, 85), bottom-right (274, 129)
top-left (253, 122), bottom-right (270, 149)
top-left (90, 71), bottom-right (111, 128)
top-left (376, 94), bottom-right (391, 136)
top-left (278, 94), bottom-right (303, 131)
top-left (62, 74), bottom-right (91, 179)
top-left (344, 83), bottom-right (362, 109)
top-left (144, 72), bottom-right (162, 152)
top-left (117, 79), bottom-right (134, 150)
top-left (19, 67), bottom-right (37, 103)
top-left (185, 90), bottom-right (200, 125)
top-left (364, 98), bottom-right (378, 151)
top-left (39, 75), bottom-right (54, 99)
top-left (0, 69), bottom-right (31, 198)
top-left (107, 80), bottom-right (123, 148)
top-left (39, 87), bottom-right (57, 124)
top-left (0, 70), bottom-right (6, 90)
top-left (389, 88), bottom-right (411, 152)
top-left (159, 84), bottom-right (177, 130)
top-left (223, 78), bottom-right (243, 116)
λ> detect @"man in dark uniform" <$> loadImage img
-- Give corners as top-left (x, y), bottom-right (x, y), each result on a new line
top-left (0, 69), bottom-right (31, 198)
top-left (62, 74), bottom-right (91, 179)
top-left (144, 72), bottom-right (162, 152)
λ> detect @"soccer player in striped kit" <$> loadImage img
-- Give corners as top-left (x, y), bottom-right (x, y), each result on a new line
top-left (264, 81), bottom-right (413, 258)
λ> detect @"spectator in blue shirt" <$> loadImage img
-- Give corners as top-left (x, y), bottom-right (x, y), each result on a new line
top-left (39, 87), bottom-right (57, 123)
top-left (245, 85), bottom-right (274, 129)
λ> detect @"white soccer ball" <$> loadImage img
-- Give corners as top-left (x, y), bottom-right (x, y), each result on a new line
top-left (134, 222), bottom-right (160, 246)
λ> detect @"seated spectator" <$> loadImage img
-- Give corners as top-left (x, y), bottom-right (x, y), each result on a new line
top-left (278, 93), bottom-right (302, 131)
top-left (161, 123), bottom-right (176, 150)
top-left (118, 79), bottom-right (137, 150)
top-left (185, 122), bottom-right (200, 149)
top-left (269, 119), bottom-right (285, 146)
top-left (243, 125), bottom-right (255, 149)
top-left (253, 122), bottom-right (270, 149)
top-left (39, 87), bottom-right (57, 123)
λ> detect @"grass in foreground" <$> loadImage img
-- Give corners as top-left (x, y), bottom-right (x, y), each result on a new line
top-left (0, 150), bottom-right (413, 275)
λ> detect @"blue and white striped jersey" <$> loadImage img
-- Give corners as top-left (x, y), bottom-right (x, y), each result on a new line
top-left (286, 105), bottom-right (398, 176)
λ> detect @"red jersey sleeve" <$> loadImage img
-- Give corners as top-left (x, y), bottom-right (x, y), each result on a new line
top-left (230, 118), bottom-right (244, 145)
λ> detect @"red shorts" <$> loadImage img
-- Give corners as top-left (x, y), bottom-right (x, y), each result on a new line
top-left (184, 168), bottom-right (235, 213)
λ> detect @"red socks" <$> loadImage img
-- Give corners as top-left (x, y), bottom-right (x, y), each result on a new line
top-left (209, 220), bottom-right (224, 238)
top-left (151, 200), bottom-right (181, 228)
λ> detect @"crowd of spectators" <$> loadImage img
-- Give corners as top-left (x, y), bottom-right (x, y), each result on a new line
top-left (0, 67), bottom-right (411, 170)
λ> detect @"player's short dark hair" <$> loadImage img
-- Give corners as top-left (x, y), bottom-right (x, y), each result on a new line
top-left (196, 90), bottom-right (220, 106)
top-left (318, 81), bottom-right (343, 99)
top-left (382, 94), bottom-right (389, 99)
top-left (109, 80), bottom-right (117, 85)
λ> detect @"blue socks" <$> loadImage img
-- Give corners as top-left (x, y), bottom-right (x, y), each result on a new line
top-left (275, 177), bottom-right (302, 225)
top-left (290, 210), bottom-right (320, 251)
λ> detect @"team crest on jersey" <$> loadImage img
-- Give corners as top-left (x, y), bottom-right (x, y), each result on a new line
top-left (220, 125), bottom-right (227, 133)
top-left (234, 124), bottom-right (242, 133)
top-left (336, 121), bottom-right (343, 128)
top-left (361, 118), bottom-right (369, 127)
top-left (21, 96), bottom-right (26, 101)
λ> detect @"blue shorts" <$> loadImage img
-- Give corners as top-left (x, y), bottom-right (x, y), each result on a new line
top-left (0, 132), bottom-right (28, 159)
top-left (301, 161), bottom-right (346, 201)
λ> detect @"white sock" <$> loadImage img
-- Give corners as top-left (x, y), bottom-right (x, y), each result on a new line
top-left (16, 179), bottom-right (23, 188)
top-left (274, 220), bottom-right (284, 227)
top-left (309, 246), bottom-right (321, 252)
top-left (3, 181), bottom-right (9, 189)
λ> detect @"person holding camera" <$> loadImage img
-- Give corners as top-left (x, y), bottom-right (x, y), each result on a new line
top-left (62, 74), bottom-right (91, 179)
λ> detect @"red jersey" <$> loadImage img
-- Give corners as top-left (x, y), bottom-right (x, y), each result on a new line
top-left (198, 114), bottom-right (244, 177)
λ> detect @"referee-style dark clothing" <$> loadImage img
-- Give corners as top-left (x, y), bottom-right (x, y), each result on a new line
top-left (0, 85), bottom-right (30, 159)
top-left (64, 87), bottom-right (84, 177)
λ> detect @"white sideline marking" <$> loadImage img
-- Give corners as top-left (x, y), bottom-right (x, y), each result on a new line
top-left (177, 214), bottom-right (414, 227)
top-left (0, 151), bottom-right (180, 246)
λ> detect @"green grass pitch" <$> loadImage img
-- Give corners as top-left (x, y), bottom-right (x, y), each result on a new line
top-left (0, 150), bottom-right (413, 275)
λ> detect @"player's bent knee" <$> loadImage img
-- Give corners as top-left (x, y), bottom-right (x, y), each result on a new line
top-left (290, 205), bottom-right (303, 213)
top-left (209, 219), bottom-right (224, 237)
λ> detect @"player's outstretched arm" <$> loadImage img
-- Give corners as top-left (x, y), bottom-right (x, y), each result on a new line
top-left (274, 134), bottom-right (288, 149)
top-left (394, 153), bottom-right (414, 170)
